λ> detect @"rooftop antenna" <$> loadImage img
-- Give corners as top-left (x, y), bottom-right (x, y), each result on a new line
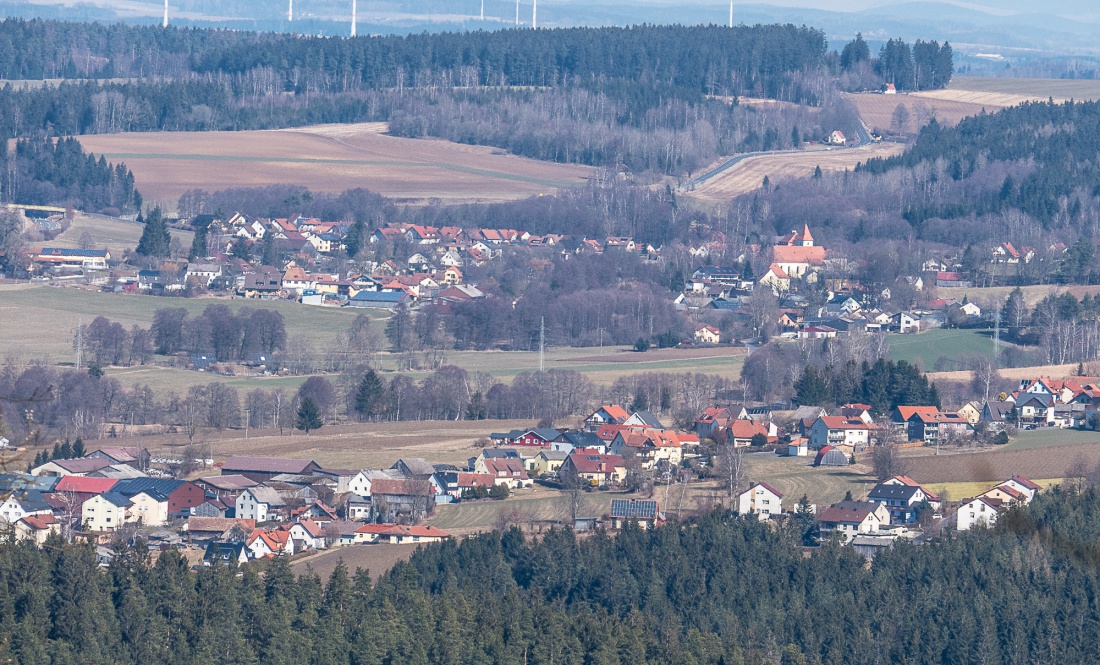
top-left (532, 0), bottom-right (537, 28)
top-left (351, 0), bottom-right (357, 37)
top-left (162, 0), bottom-right (168, 27)
top-left (539, 317), bottom-right (545, 372)
top-left (288, 0), bottom-right (293, 22)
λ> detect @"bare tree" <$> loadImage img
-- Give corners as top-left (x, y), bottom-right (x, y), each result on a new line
top-left (871, 443), bottom-right (909, 481)
top-left (970, 356), bottom-right (1000, 403)
top-left (714, 444), bottom-right (747, 505)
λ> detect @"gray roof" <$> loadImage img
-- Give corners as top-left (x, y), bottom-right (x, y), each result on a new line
top-left (610, 499), bottom-right (660, 520)
top-left (98, 492), bottom-right (132, 508)
top-left (481, 448), bottom-right (521, 459)
top-left (246, 486), bottom-right (287, 507)
top-left (868, 484), bottom-right (921, 502)
top-left (0, 473), bottom-right (59, 493)
top-left (222, 457), bottom-right (317, 474)
top-left (198, 475), bottom-right (258, 491)
top-left (114, 478), bottom-right (187, 498)
top-left (556, 431), bottom-right (603, 448)
top-left (392, 458), bottom-right (437, 478)
top-left (88, 464), bottom-right (148, 479)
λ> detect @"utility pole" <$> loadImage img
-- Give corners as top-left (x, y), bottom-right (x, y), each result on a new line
top-left (244, 407), bottom-right (250, 439)
top-left (539, 317), bottom-right (545, 372)
top-left (75, 318), bottom-right (83, 370)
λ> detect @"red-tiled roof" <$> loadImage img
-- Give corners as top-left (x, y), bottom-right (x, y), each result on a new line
top-left (55, 476), bottom-right (119, 494)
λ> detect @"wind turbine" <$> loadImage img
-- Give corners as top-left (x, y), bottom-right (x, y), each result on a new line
top-left (480, 0), bottom-right (484, 20)
top-left (162, 0), bottom-right (168, 27)
top-left (532, 0), bottom-right (537, 28)
top-left (515, 0), bottom-right (519, 25)
top-left (729, 0), bottom-right (733, 28)
top-left (351, 0), bottom-right (357, 37)
top-left (288, 0), bottom-right (293, 22)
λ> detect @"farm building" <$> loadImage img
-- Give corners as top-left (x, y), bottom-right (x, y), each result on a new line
top-left (814, 445), bottom-right (849, 467)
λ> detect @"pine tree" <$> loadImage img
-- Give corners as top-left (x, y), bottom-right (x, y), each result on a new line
top-left (261, 233), bottom-right (278, 267)
top-left (354, 370), bottom-right (385, 421)
top-left (72, 438), bottom-right (85, 458)
top-left (296, 397), bottom-right (323, 434)
top-left (135, 206), bottom-right (171, 258)
top-left (188, 225), bottom-right (207, 261)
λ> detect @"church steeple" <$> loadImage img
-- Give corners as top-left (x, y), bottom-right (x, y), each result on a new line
top-left (799, 224), bottom-right (814, 246)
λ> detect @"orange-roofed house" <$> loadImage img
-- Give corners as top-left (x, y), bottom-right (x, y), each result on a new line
top-left (694, 325), bottom-right (721, 344)
top-left (720, 419), bottom-right (777, 447)
top-left (585, 405), bottom-right (630, 430)
top-left (354, 523), bottom-right (452, 545)
top-left (247, 529), bottom-right (295, 558)
top-left (608, 430), bottom-right (685, 468)
top-left (15, 514), bottom-right (61, 545)
top-left (758, 263), bottom-right (790, 294)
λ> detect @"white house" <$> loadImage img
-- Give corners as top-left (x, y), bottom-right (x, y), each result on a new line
top-left (994, 476), bottom-right (1041, 503)
top-left (0, 492), bottom-right (52, 524)
top-left (81, 493), bottom-right (131, 532)
top-left (185, 263), bottom-right (222, 287)
top-left (809, 416), bottom-right (871, 450)
top-left (737, 482), bottom-right (784, 521)
top-left (817, 501), bottom-right (891, 543)
top-left (288, 520), bottom-right (327, 551)
top-left (247, 529), bottom-right (295, 558)
top-left (236, 486), bottom-right (287, 523)
top-left (829, 130), bottom-right (846, 144)
top-left (957, 496), bottom-right (1005, 531)
top-left (348, 469), bottom-right (394, 498)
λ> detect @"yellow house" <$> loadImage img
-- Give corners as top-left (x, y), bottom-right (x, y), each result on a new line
top-left (527, 450), bottom-right (569, 476)
top-left (127, 491), bottom-right (169, 527)
top-left (957, 402), bottom-right (982, 425)
top-left (694, 325), bottom-right (720, 344)
top-left (442, 267), bottom-right (463, 285)
top-left (81, 493), bottom-right (131, 532)
top-left (14, 515), bottom-right (61, 545)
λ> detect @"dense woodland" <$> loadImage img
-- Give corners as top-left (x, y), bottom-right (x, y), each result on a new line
top-left (0, 19), bottom-right (950, 177)
top-left (0, 486), bottom-right (1099, 663)
top-left (1, 138), bottom-right (140, 213)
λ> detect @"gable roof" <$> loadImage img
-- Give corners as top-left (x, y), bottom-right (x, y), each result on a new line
top-left (222, 457), bottom-right (317, 474)
top-left (187, 517), bottom-right (256, 534)
top-left (198, 474), bottom-right (259, 492)
top-left (114, 478), bottom-right (188, 498)
top-left (43, 457), bottom-right (111, 474)
top-left (817, 505), bottom-right (875, 524)
top-left (610, 499), bottom-right (660, 520)
top-left (55, 476), bottom-right (119, 494)
top-left (566, 452), bottom-right (625, 474)
top-left (370, 478), bottom-right (431, 496)
top-left (392, 458), bottom-right (437, 477)
top-left (246, 486), bottom-right (287, 507)
top-left (743, 482), bottom-right (783, 499)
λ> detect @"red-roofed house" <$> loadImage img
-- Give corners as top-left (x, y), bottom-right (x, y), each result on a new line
top-left (737, 482), bottom-right (784, 520)
top-left (247, 529), bottom-right (294, 558)
top-left (720, 420), bottom-right (777, 447)
top-left (694, 324), bottom-right (721, 344)
top-left (481, 459), bottom-right (532, 489)
top-left (758, 263), bottom-right (790, 295)
top-left (354, 523), bottom-right (452, 544)
top-left (560, 451), bottom-right (626, 486)
top-left (14, 514), bottom-right (60, 545)
top-left (55, 476), bottom-right (119, 494)
top-left (809, 416), bottom-right (870, 450)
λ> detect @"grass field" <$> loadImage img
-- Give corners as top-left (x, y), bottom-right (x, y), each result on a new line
top-left (1003, 429), bottom-right (1100, 451)
top-left (924, 478), bottom-right (1061, 503)
top-left (77, 123), bottom-right (594, 209)
top-left (745, 452), bottom-right (876, 506)
top-left (0, 284), bottom-right (373, 362)
top-left (949, 284), bottom-right (1100, 308)
top-left (927, 363), bottom-right (1081, 383)
top-left (685, 142), bottom-right (904, 202)
top-left (945, 77), bottom-right (1100, 101)
top-left (47, 213), bottom-right (193, 259)
top-left (888, 329), bottom-right (995, 370)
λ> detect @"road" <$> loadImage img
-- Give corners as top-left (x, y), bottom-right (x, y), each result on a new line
top-left (681, 105), bottom-right (878, 192)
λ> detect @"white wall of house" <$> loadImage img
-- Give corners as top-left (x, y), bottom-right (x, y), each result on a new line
top-left (127, 492), bottom-right (168, 526)
top-left (957, 499), bottom-right (999, 531)
top-left (82, 495), bottom-right (128, 532)
top-left (737, 485), bottom-right (782, 520)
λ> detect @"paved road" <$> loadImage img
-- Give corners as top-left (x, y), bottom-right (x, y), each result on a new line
top-left (681, 105), bottom-right (878, 191)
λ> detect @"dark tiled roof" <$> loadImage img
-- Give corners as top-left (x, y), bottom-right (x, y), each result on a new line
top-left (610, 499), bottom-right (659, 520)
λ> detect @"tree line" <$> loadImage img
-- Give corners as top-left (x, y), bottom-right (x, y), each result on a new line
top-left (1, 484), bottom-right (1100, 662)
top-left (1, 137), bottom-right (140, 214)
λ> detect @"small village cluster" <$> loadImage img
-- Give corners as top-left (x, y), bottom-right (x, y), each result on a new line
top-left (0, 392), bottom-right (1059, 565)
top-left (26, 216), bottom-right (1052, 347)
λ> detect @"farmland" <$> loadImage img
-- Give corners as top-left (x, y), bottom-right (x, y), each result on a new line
top-left (745, 452), bottom-right (876, 506)
top-left (904, 441), bottom-right (1100, 484)
top-left (924, 478), bottom-right (1061, 503)
top-left (77, 122), bottom-right (594, 209)
top-left (845, 93), bottom-right (997, 132)
top-left (291, 543), bottom-right (421, 581)
top-left (943, 77), bottom-right (1100, 102)
top-left (950, 284), bottom-right (1100, 308)
top-left (48, 212), bottom-right (193, 259)
top-left (888, 329), bottom-right (994, 370)
top-left (685, 142), bottom-right (904, 202)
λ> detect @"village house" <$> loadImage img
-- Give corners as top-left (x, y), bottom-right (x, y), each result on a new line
top-left (957, 496), bottom-right (1005, 531)
top-left (1013, 393), bottom-right (1056, 427)
top-left (14, 514), bottom-right (61, 545)
top-left (81, 492), bottom-right (131, 532)
top-left (719, 420), bottom-right (776, 447)
top-left (584, 405), bottom-right (630, 430)
top-left (88, 446), bottom-right (151, 471)
top-left (481, 458), bottom-right (532, 489)
top-left (560, 451), bottom-right (627, 486)
top-left (185, 262), bottom-right (223, 287)
top-left (694, 324), bottom-right (721, 344)
top-left (609, 499), bottom-right (663, 529)
top-left (527, 450), bottom-right (570, 476)
top-left (354, 524), bottom-right (452, 545)
top-left (757, 263), bottom-right (791, 295)
top-left (808, 416), bottom-right (870, 451)
top-left (114, 478), bottom-right (206, 519)
top-left (867, 476), bottom-right (941, 523)
top-left (0, 490), bottom-right (52, 524)
top-left (31, 247), bottom-right (110, 271)
top-left (31, 457), bottom-right (111, 477)
top-left (370, 478), bottom-right (434, 522)
top-left (236, 486), bottom-right (289, 523)
top-left (694, 405), bottom-right (751, 440)
top-left (204, 541), bottom-right (251, 567)
top-left (287, 520), bottom-right (327, 551)
top-left (247, 529), bottom-right (294, 558)
top-left (737, 482), bottom-right (784, 521)
top-left (892, 406), bottom-right (971, 444)
top-left (609, 429), bottom-right (685, 469)
top-left (817, 501), bottom-right (891, 543)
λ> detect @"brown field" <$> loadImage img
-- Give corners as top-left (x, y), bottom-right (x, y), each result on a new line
top-left (927, 363), bottom-right (1082, 383)
top-left (745, 452), bottom-right (877, 506)
top-left (77, 122), bottom-right (594, 209)
top-left (904, 442), bottom-right (1100, 484)
top-left (845, 92), bottom-right (998, 132)
top-left (292, 543), bottom-right (421, 581)
top-left (124, 419), bottom-right (536, 470)
top-left (946, 77), bottom-right (1100, 102)
top-left (686, 142), bottom-right (905, 202)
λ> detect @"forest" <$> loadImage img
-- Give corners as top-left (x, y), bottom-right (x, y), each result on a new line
top-left (1, 484), bottom-right (1099, 663)
top-left (1, 138), bottom-right (141, 214)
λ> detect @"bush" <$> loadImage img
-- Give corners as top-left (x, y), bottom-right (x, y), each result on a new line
top-left (994, 431), bottom-right (1010, 445)
top-left (634, 337), bottom-right (651, 352)
top-left (489, 484), bottom-right (511, 500)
